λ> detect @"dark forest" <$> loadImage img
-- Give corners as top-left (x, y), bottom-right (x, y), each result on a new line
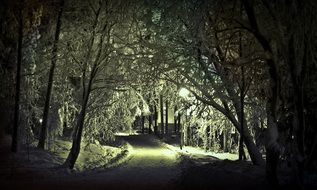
top-left (1, 0), bottom-right (317, 189)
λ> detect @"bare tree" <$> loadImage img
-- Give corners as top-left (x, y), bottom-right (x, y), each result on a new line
top-left (62, 0), bottom-right (132, 168)
top-left (38, 0), bottom-right (64, 149)
top-left (11, 0), bottom-right (24, 152)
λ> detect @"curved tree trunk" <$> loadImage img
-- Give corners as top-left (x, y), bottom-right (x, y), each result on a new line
top-left (224, 101), bottom-right (264, 165)
top-left (182, 72), bottom-right (264, 165)
top-left (63, 68), bottom-right (93, 169)
top-left (241, 0), bottom-right (281, 185)
top-left (63, 106), bottom-right (86, 169)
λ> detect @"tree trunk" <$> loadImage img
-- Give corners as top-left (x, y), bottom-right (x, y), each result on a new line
top-left (238, 21), bottom-right (246, 159)
top-left (212, 51), bottom-right (264, 165)
top-left (239, 66), bottom-right (246, 160)
top-left (148, 103), bottom-right (153, 134)
top-left (62, 104), bottom-right (68, 136)
top-left (38, 0), bottom-right (64, 149)
top-left (222, 88), bottom-right (263, 165)
top-left (223, 127), bottom-right (227, 152)
top-left (63, 108), bottom-right (86, 169)
top-left (11, 1), bottom-right (23, 152)
top-left (287, 36), bottom-right (306, 186)
top-left (180, 122), bottom-right (183, 150)
top-left (141, 114), bottom-right (145, 134)
top-left (154, 104), bottom-right (158, 135)
top-left (187, 126), bottom-right (191, 146)
top-left (132, 117), bottom-right (137, 129)
top-left (148, 114), bottom-right (152, 134)
top-left (160, 94), bottom-right (164, 137)
top-left (63, 71), bottom-right (92, 169)
top-left (62, 2), bottom-right (100, 168)
top-left (228, 131), bottom-right (233, 153)
top-left (184, 115), bottom-right (188, 146)
top-left (223, 100), bottom-right (265, 165)
top-left (177, 114), bottom-right (181, 133)
top-left (241, 122), bottom-right (264, 165)
top-left (241, 0), bottom-right (279, 172)
top-left (165, 100), bottom-right (168, 134)
top-left (174, 105), bottom-right (177, 133)
top-left (265, 109), bottom-right (280, 186)
top-left (205, 126), bottom-right (210, 151)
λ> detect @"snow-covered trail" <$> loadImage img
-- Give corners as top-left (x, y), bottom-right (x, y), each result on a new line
top-left (79, 134), bottom-right (181, 188)
top-left (60, 134), bottom-right (182, 190)
top-left (1, 134), bottom-right (182, 190)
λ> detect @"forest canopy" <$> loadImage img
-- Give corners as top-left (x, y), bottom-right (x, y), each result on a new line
top-left (1, 0), bottom-right (317, 188)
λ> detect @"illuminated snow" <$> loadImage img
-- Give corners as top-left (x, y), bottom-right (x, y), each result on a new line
top-left (179, 87), bottom-right (190, 98)
top-left (165, 144), bottom-right (238, 161)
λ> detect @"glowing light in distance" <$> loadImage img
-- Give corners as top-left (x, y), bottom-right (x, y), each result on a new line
top-left (179, 88), bottom-right (190, 98)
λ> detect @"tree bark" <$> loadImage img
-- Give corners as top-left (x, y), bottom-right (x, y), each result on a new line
top-left (63, 105), bottom-right (86, 169)
top-left (287, 34), bottom-right (307, 186)
top-left (62, 1), bottom-right (102, 169)
top-left (177, 114), bottom-right (181, 133)
top-left (11, 1), bottom-right (23, 152)
top-left (148, 113), bottom-right (152, 134)
top-left (63, 66), bottom-right (94, 169)
top-left (182, 59), bottom-right (264, 165)
top-left (185, 74), bottom-right (264, 165)
top-left (288, 35), bottom-right (306, 157)
top-left (224, 100), bottom-right (264, 166)
top-left (160, 94), bottom-right (164, 137)
top-left (174, 105), bottom-right (177, 133)
top-left (165, 99), bottom-right (168, 134)
top-left (154, 104), bottom-right (158, 135)
top-left (180, 120), bottom-right (183, 150)
top-left (223, 127), bottom-right (227, 152)
top-left (38, 0), bottom-right (64, 149)
top-left (238, 18), bottom-right (245, 160)
top-left (239, 66), bottom-right (246, 160)
top-left (241, 0), bottom-right (280, 184)
top-left (141, 114), bottom-right (145, 133)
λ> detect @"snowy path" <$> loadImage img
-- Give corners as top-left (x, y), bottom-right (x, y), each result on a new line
top-left (1, 134), bottom-right (182, 190)
top-left (69, 134), bottom-right (182, 189)
top-left (1, 134), bottom-right (269, 190)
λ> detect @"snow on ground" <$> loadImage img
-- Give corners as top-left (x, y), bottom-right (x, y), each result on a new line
top-left (158, 134), bottom-right (271, 189)
top-left (0, 135), bottom-right (128, 188)
top-left (51, 140), bottom-right (125, 171)
top-left (4, 133), bottom-right (314, 190)
top-left (166, 144), bottom-right (238, 161)
top-left (0, 134), bottom-right (182, 190)
top-left (161, 134), bottom-right (239, 163)
top-left (72, 134), bottom-right (181, 190)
